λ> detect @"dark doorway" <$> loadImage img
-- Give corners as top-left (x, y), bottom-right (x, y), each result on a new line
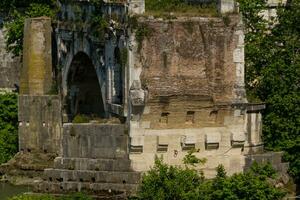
top-left (67, 52), bottom-right (105, 120)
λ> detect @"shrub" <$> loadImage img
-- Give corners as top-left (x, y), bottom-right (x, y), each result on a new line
top-left (72, 114), bottom-right (90, 123)
top-left (0, 93), bottom-right (18, 164)
top-left (9, 193), bottom-right (92, 200)
top-left (136, 157), bottom-right (204, 200)
top-left (135, 159), bottom-right (286, 200)
top-left (145, 0), bottom-right (218, 16)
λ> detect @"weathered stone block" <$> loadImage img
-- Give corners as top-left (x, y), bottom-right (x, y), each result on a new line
top-left (20, 17), bottom-right (52, 95)
top-left (18, 95), bottom-right (62, 154)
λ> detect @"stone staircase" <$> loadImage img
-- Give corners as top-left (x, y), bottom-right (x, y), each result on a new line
top-left (35, 124), bottom-right (141, 198)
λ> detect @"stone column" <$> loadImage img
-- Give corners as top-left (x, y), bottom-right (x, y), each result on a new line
top-left (20, 17), bottom-right (52, 95)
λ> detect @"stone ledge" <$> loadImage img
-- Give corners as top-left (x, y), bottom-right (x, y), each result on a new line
top-left (43, 169), bottom-right (141, 184)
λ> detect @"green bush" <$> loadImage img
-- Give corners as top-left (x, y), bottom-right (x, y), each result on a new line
top-left (135, 158), bottom-right (286, 200)
top-left (0, 93), bottom-right (18, 164)
top-left (145, 0), bottom-right (217, 16)
top-left (72, 114), bottom-right (90, 123)
top-left (137, 157), bottom-right (205, 200)
top-left (9, 193), bottom-right (92, 200)
top-left (4, 1), bottom-right (57, 56)
top-left (238, 0), bottom-right (300, 184)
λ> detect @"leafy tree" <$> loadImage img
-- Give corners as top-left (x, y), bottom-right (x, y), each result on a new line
top-left (183, 148), bottom-right (207, 167)
top-left (9, 193), bottom-right (92, 200)
top-left (135, 159), bottom-right (285, 200)
top-left (238, 0), bottom-right (300, 184)
top-left (137, 157), bottom-right (204, 200)
top-left (3, 0), bottom-right (57, 56)
top-left (0, 93), bottom-right (18, 164)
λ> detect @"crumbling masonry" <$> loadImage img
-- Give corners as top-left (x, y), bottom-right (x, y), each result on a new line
top-left (10, 0), bottom-right (288, 196)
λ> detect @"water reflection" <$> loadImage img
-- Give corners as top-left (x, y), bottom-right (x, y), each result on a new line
top-left (0, 182), bottom-right (31, 200)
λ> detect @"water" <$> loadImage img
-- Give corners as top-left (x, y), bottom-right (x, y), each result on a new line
top-left (0, 182), bottom-right (32, 200)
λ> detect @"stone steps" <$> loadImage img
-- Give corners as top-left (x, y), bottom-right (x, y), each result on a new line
top-left (43, 169), bottom-right (141, 185)
top-left (53, 157), bottom-right (132, 171)
top-left (36, 124), bottom-right (140, 197)
top-left (35, 181), bottom-right (138, 195)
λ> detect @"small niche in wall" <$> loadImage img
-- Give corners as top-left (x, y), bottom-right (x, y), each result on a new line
top-left (26, 121), bottom-right (30, 127)
top-left (160, 112), bottom-right (170, 125)
top-left (130, 145), bottom-right (143, 154)
top-left (209, 110), bottom-right (218, 122)
top-left (186, 111), bottom-right (195, 124)
top-left (205, 132), bottom-right (221, 150)
top-left (157, 136), bottom-right (169, 153)
top-left (181, 135), bottom-right (196, 151)
top-left (205, 143), bottom-right (219, 150)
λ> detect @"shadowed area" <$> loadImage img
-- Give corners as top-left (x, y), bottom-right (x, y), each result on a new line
top-left (66, 52), bottom-right (105, 120)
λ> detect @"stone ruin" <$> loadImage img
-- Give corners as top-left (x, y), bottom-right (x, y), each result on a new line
top-left (0, 0), bottom-right (289, 197)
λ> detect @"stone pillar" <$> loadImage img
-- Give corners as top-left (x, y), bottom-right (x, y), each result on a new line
top-left (218, 0), bottom-right (236, 14)
top-left (20, 17), bottom-right (52, 95)
top-left (233, 18), bottom-right (247, 103)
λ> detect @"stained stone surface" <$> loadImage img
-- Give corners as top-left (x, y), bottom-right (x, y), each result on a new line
top-left (0, 27), bottom-right (20, 90)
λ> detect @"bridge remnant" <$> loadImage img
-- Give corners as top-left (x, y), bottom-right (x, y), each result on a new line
top-left (15, 0), bottom-right (288, 197)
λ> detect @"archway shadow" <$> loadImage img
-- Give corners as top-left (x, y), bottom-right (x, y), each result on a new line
top-left (66, 52), bottom-right (105, 121)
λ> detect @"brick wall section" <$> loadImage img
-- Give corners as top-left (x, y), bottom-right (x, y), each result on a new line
top-left (138, 16), bottom-right (241, 104)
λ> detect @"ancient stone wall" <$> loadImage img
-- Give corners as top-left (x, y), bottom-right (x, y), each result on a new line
top-left (18, 17), bottom-right (61, 155)
top-left (128, 15), bottom-right (251, 177)
top-left (134, 16), bottom-right (246, 105)
top-left (61, 124), bottom-right (128, 159)
top-left (0, 25), bottom-right (20, 90)
top-left (18, 95), bottom-right (62, 154)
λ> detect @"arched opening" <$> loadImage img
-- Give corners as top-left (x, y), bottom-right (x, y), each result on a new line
top-left (66, 52), bottom-right (105, 120)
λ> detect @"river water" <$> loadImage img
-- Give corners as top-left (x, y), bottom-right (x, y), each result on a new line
top-left (0, 182), bottom-right (32, 199)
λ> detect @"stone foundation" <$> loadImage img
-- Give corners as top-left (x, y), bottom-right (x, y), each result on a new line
top-left (36, 124), bottom-right (140, 196)
top-left (18, 95), bottom-right (62, 154)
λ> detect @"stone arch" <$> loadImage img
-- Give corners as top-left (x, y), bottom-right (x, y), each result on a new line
top-left (64, 52), bottom-right (105, 120)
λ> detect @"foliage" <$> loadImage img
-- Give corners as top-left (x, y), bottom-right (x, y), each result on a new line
top-left (91, 15), bottom-right (109, 40)
top-left (135, 159), bottom-right (286, 200)
top-left (9, 195), bottom-right (55, 200)
top-left (72, 114), bottom-right (90, 123)
top-left (238, 0), bottom-right (300, 183)
top-left (250, 161), bottom-right (277, 179)
top-left (183, 148), bottom-right (207, 166)
top-left (145, 0), bottom-right (218, 16)
top-left (47, 81), bottom-right (59, 95)
top-left (135, 23), bottom-right (153, 52)
top-left (0, 0), bottom-right (56, 15)
top-left (206, 165), bottom-right (285, 200)
top-left (136, 157), bottom-right (205, 200)
top-left (3, 1), bottom-right (57, 56)
top-left (9, 193), bottom-right (92, 200)
top-left (0, 93), bottom-right (18, 164)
